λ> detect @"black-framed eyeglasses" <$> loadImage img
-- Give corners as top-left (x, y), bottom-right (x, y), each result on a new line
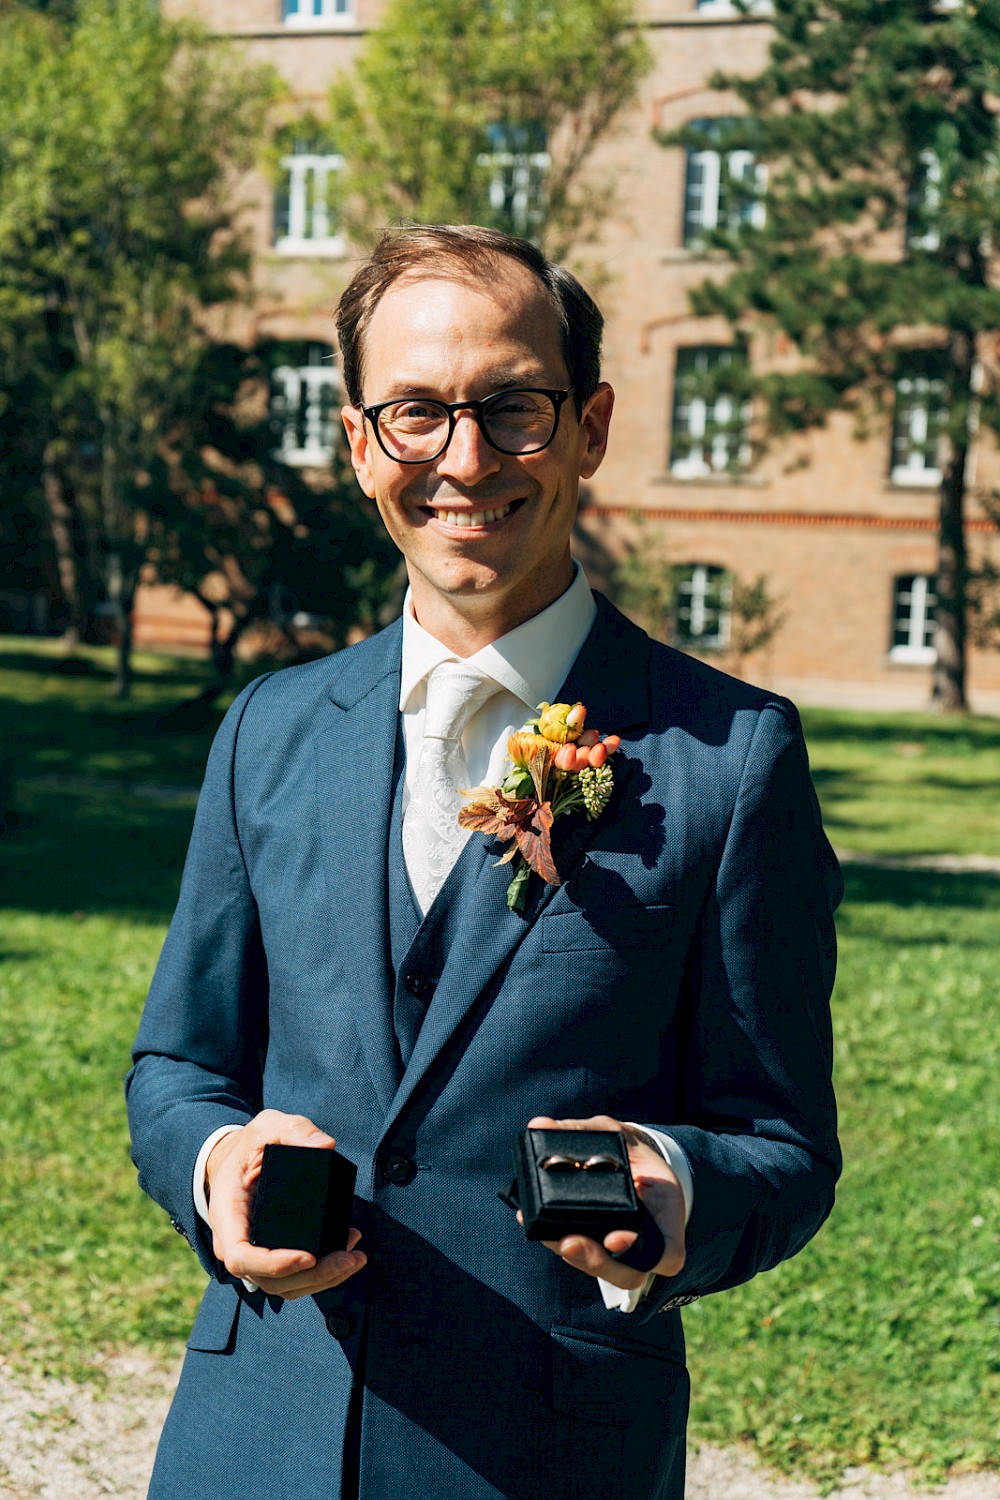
top-left (360, 387), bottom-right (573, 465)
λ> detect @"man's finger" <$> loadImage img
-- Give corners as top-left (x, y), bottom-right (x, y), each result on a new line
top-left (246, 1238), bottom-right (367, 1301)
top-left (540, 1232), bottom-right (648, 1291)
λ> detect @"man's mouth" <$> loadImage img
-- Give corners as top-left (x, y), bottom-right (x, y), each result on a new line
top-left (429, 502), bottom-right (517, 528)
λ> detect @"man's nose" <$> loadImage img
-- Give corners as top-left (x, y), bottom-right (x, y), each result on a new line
top-left (436, 409), bottom-right (502, 483)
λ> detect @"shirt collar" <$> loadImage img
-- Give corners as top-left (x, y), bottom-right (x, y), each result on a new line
top-left (399, 564), bottom-right (597, 714)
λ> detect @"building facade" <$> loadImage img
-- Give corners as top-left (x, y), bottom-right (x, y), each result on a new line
top-left (147, 0), bottom-right (1000, 711)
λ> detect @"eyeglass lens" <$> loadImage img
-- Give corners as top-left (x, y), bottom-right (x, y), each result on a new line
top-left (376, 390), bottom-right (559, 461)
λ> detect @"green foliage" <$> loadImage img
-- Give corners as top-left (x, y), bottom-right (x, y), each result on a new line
top-left (327, 0), bottom-right (651, 255)
top-left (0, 0), bottom-right (280, 689)
top-left (659, 0), bottom-right (1000, 710)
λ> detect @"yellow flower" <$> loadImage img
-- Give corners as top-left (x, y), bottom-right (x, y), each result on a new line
top-left (507, 730), bottom-right (551, 768)
top-left (537, 702), bottom-right (587, 744)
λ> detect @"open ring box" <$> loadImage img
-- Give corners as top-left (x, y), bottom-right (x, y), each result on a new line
top-left (499, 1127), bottom-right (665, 1273)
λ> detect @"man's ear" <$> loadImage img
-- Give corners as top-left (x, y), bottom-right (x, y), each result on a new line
top-left (341, 406), bottom-right (377, 499)
top-left (578, 383), bottom-right (614, 481)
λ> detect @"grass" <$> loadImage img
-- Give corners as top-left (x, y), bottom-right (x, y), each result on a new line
top-left (800, 705), bottom-right (1000, 859)
top-left (1, 637), bottom-right (998, 1483)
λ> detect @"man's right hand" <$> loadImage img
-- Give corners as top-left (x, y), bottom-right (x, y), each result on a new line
top-left (205, 1109), bottom-right (367, 1300)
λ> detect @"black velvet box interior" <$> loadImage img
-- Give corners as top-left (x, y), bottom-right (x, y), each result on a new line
top-left (512, 1127), bottom-right (643, 1243)
top-left (249, 1143), bottom-right (357, 1257)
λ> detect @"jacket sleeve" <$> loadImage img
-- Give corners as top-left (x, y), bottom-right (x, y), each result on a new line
top-left (125, 675), bottom-right (273, 1279)
top-left (641, 701), bottom-right (843, 1318)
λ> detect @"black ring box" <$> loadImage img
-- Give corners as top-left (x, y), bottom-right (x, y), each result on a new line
top-left (500, 1127), bottom-right (665, 1274)
top-left (249, 1143), bottom-right (357, 1258)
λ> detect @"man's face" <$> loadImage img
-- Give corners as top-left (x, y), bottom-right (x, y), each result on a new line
top-left (341, 264), bottom-right (613, 645)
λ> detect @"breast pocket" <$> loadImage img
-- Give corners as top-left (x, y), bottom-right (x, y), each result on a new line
top-left (541, 904), bottom-right (676, 954)
top-left (546, 1324), bottom-right (689, 1429)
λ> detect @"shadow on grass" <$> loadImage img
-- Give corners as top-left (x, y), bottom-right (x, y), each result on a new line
top-left (841, 864), bottom-right (1000, 913)
top-left (800, 706), bottom-right (1000, 756)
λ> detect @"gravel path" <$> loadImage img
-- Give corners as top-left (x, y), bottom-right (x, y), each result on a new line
top-left (1, 1355), bottom-right (997, 1500)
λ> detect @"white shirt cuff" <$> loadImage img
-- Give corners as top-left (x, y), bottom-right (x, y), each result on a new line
top-left (193, 1124), bottom-right (244, 1225)
top-left (194, 1125), bottom-right (260, 1292)
top-left (598, 1128), bottom-right (694, 1314)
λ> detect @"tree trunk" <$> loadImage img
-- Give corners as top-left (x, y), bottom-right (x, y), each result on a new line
top-left (931, 331), bottom-right (973, 714)
top-left (42, 450), bottom-right (88, 646)
top-left (115, 602), bottom-right (134, 701)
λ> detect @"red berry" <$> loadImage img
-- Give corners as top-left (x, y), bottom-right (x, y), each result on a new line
top-left (602, 735), bottom-right (621, 755)
top-left (588, 742), bottom-right (608, 768)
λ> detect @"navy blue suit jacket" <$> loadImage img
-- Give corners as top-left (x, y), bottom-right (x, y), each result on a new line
top-left (127, 593), bottom-right (842, 1500)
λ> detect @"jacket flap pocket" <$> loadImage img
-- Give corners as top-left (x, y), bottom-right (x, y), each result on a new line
top-left (186, 1281), bottom-right (241, 1353)
top-left (546, 1324), bottom-right (688, 1428)
top-left (542, 904), bottom-right (675, 954)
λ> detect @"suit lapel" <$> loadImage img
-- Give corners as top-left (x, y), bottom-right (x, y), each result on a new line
top-left (381, 594), bottom-right (652, 1138)
top-left (317, 622), bottom-right (403, 1118)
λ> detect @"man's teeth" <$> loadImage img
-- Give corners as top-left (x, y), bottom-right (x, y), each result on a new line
top-left (434, 504), bottom-right (512, 528)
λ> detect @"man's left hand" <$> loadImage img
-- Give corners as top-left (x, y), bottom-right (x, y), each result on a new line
top-left (524, 1114), bottom-right (686, 1291)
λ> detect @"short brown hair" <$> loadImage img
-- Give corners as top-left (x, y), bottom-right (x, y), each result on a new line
top-left (335, 224), bottom-right (603, 416)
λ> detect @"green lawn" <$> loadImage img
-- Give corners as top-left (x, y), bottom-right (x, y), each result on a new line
top-left (1, 639), bottom-right (997, 1483)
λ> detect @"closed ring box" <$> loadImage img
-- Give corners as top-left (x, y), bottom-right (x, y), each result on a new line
top-left (502, 1127), bottom-right (665, 1272)
top-left (249, 1144), bottom-right (357, 1257)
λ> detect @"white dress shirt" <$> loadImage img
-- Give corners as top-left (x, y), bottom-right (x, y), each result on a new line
top-left (194, 566), bottom-right (692, 1312)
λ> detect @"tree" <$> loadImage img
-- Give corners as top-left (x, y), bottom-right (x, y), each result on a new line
top-left (613, 533), bottom-right (784, 673)
top-left (660, 0), bottom-right (1000, 712)
top-left (145, 340), bottom-right (400, 696)
top-left (327, 0), bottom-right (651, 256)
top-left (0, 0), bottom-right (279, 695)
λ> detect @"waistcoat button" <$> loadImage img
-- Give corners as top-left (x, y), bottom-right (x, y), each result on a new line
top-left (404, 972), bottom-right (435, 1000)
top-left (381, 1150), bottom-right (417, 1187)
top-left (325, 1308), bottom-right (354, 1340)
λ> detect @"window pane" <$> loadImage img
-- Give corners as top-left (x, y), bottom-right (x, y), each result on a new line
top-left (674, 564), bottom-right (733, 648)
top-left (890, 574), bottom-right (937, 657)
top-left (670, 346), bottom-right (750, 476)
top-left (271, 342), bottom-right (337, 466)
top-left (891, 354), bottom-right (946, 483)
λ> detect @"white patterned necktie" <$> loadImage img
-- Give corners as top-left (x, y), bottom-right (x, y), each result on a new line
top-left (402, 661), bottom-right (500, 914)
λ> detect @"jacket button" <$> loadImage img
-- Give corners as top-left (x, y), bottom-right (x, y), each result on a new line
top-left (325, 1308), bottom-right (354, 1340)
top-left (404, 972), bottom-right (435, 1000)
top-left (381, 1150), bottom-right (417, 1187)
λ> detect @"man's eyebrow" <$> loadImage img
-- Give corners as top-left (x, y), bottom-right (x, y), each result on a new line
top-left (371, 368), bottom-right (559, 400)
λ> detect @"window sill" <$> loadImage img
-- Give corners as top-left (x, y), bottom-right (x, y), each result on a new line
top-left (273, 238), bottom-right (347, 260)
top-left (277, 448), bottom-right (334, 468)
top-left (888, 647), bottom-right (937, 666)
top-left (888, 470), bottom-right (942, 490)
top-left (282, 15), bottom-right (356, 28)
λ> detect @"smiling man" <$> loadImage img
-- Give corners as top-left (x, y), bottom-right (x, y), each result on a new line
top-left (127, 225), bottom-right (842, 1500)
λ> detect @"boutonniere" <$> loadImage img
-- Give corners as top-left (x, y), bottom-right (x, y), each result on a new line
top-left (459, 701), bottom-right (621, 913)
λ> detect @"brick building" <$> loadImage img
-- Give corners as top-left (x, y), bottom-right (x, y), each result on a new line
top-left (148, 0), bottom-right (1000, 711)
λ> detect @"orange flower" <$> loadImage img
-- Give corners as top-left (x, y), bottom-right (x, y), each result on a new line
top-left (508, 730), bottom-right (551, 768)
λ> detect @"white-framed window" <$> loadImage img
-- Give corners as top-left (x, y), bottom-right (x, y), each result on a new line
top-left (670, 346), bottom-right (751, 477)
top-left (683, 118), bottom-right (766, 247)
top-left (674, 564), bottom-right (733, 649)
top-left (890, 574), bottom-right (937, 663)
top-left (695, 1), bottom-right (773, 18)
top-left (282, 0), bottom-right (353, 25)
top-left (905, 149), bottom-right (942, 252)
top-left (274, 142), bottom-right (344, 256)
top-left (478, 122), bottom-right (550, 239)
top-left (272, 343), bottom-right (338, 467)
top-left (890, 355), bottom-right (947, 486)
